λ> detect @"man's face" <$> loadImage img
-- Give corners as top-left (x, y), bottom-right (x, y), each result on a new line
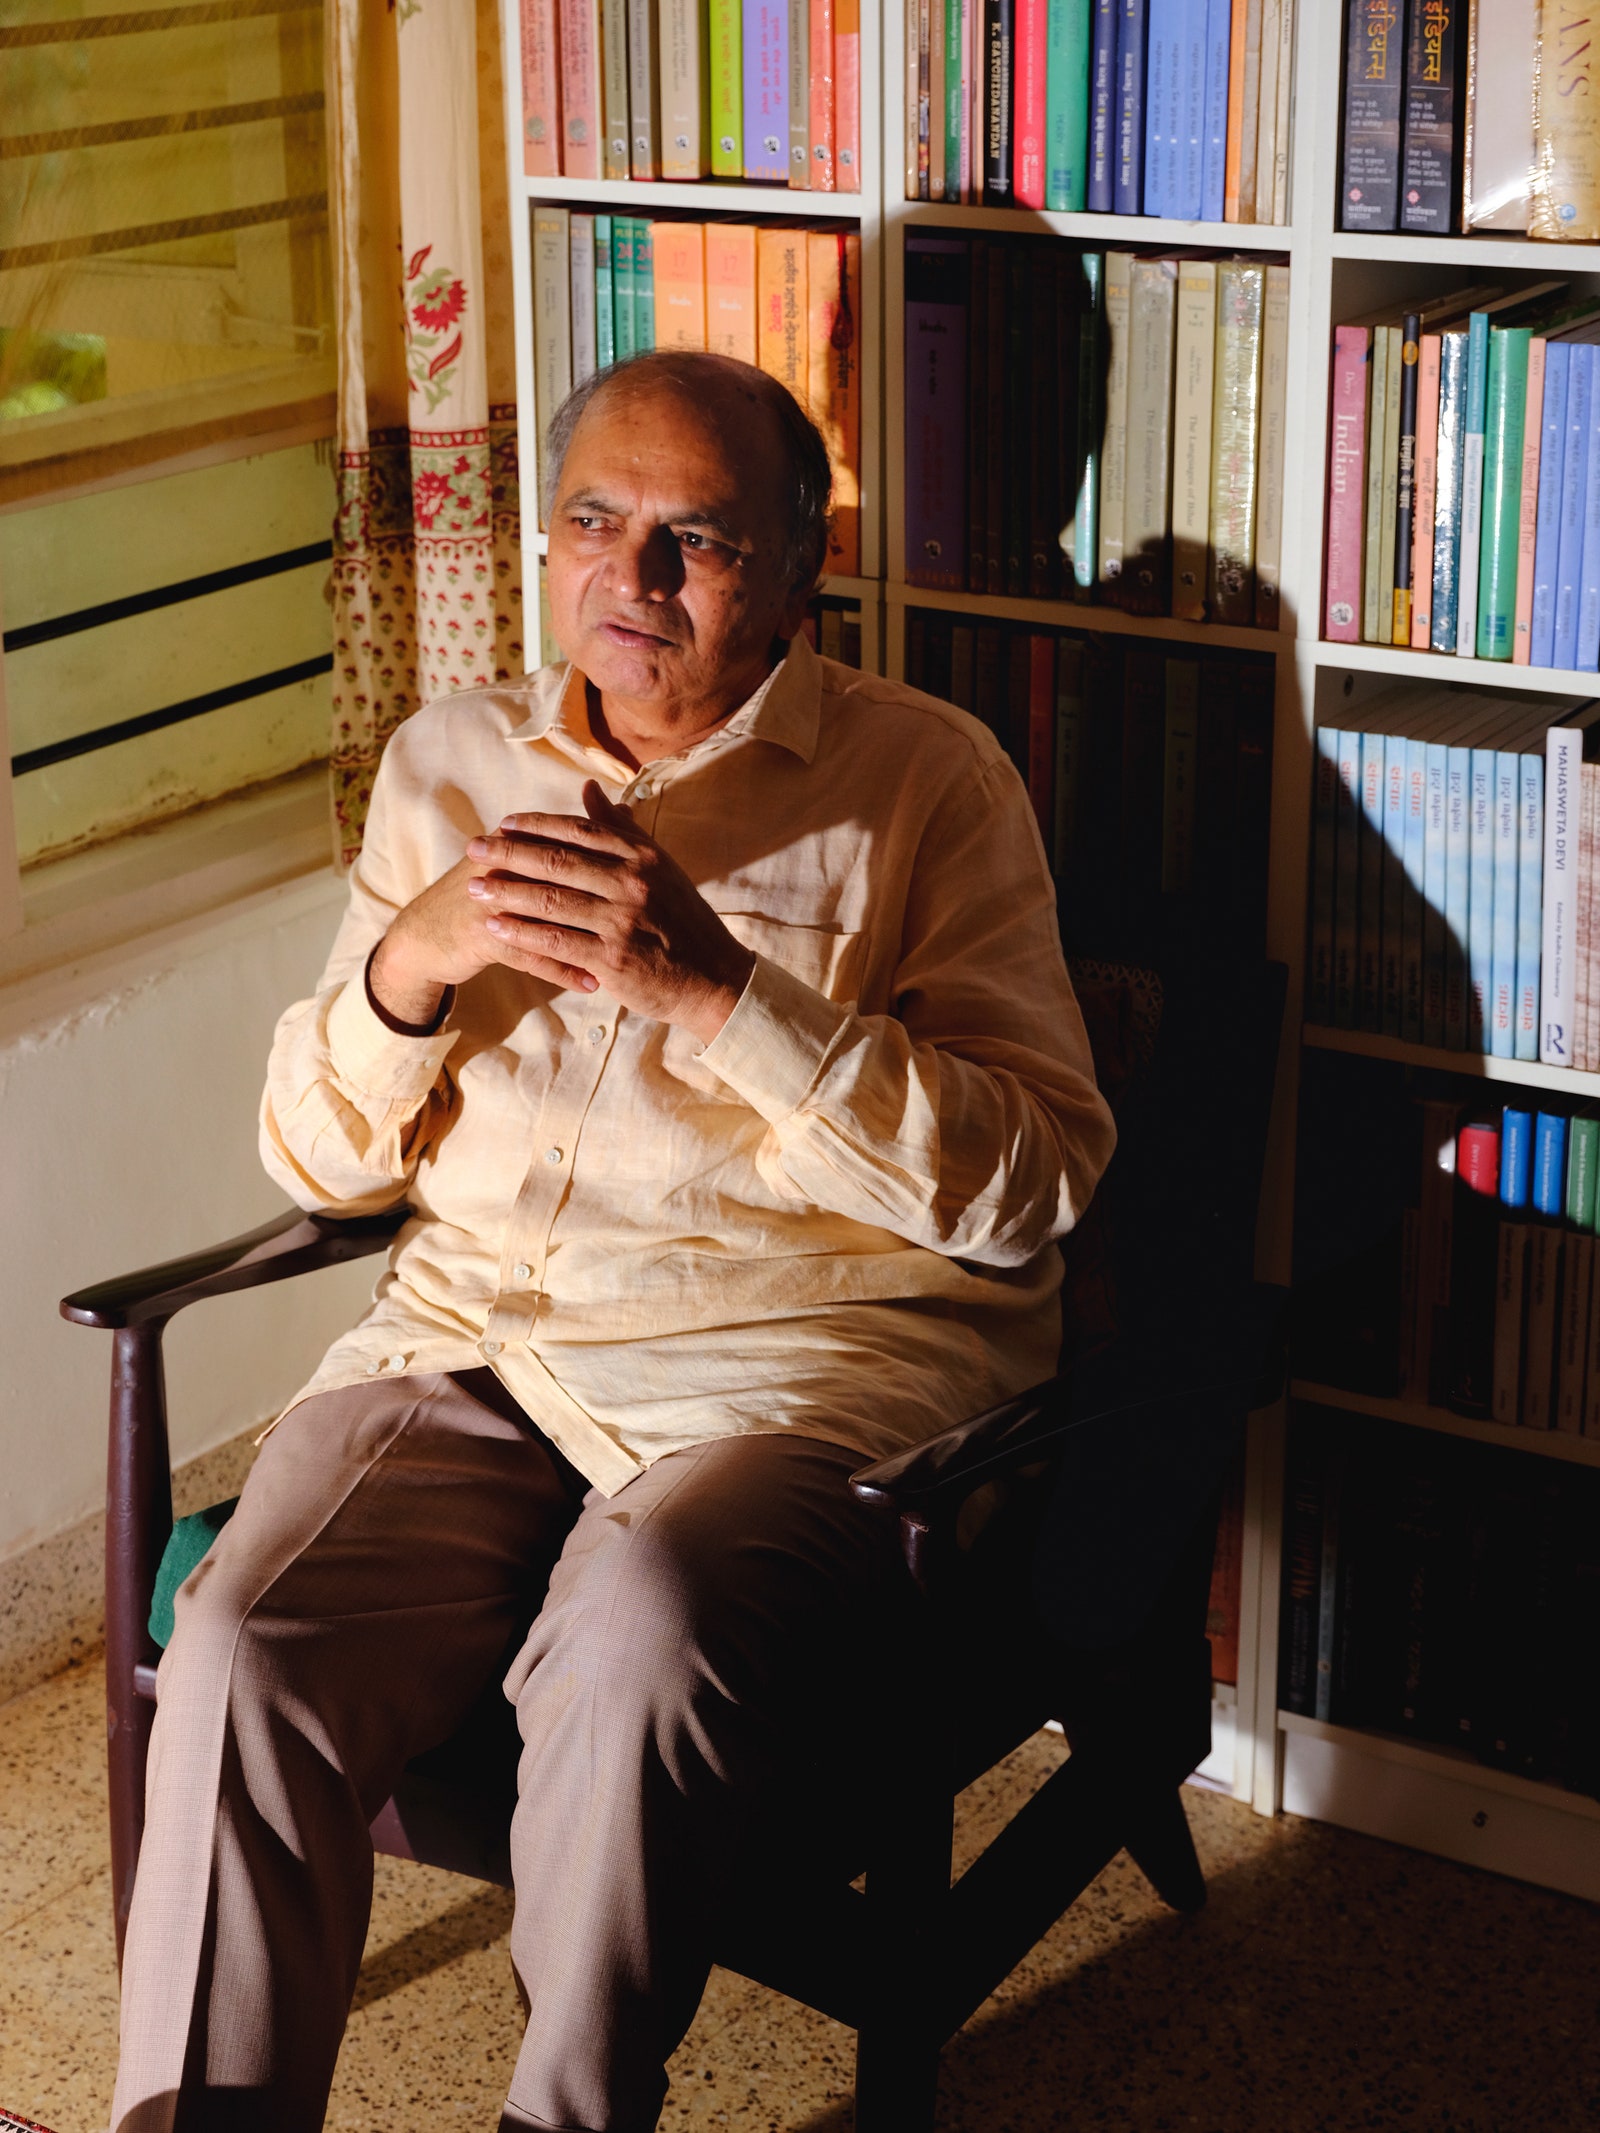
top-left (545, 375), bottom-right (814, 724)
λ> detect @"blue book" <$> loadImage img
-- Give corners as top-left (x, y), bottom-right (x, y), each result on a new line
top-left (1531, 340), bottom-right (1570, 668)
top-left (1444, 741), bottom-right (1472, 1047)
top-left (1142, 0), bottom-right (1179, 217)
top-left (1501, 1107), bottom-right (1534, 1207)
top-left (1554, 344), bottom-right (1594, 669)
top-left (1422, 738), bottom-right (1449, 1046)
top-left (1176, 0), bottom-right (1207, 220)
top-left (1088, 0), bottom-right (1119, 211)
top-left (1200, 0), bottom-right (1229, 220)
top-left (1468, 746), bottom-right (1497, 1050)
top-left (1402, 733), bottom-right (1429, 1044)
top-left (1382, 734), bottom-right (1408, 1037)
top-left (1490, 748), bottom-right (1520, 1059)
top-left (1114, 0), bottom-right (1146, 214)
top-left (741, 0), bottom-right (788, 181)
top-left (1334, 729), bottom-right (1361, 1029)
top-left (1359, 729), bottom-right (1387, 1033)
top-left (1456, 309), bottom-right (1492, 658)
top-left (1534, 1111), bottom-right (1570, 1218)
top-left (1493, 1105), bottom-right (1534, 1427)
top-left (1579, 367), bottom-right (1600, 672)
top-left (1516, 749), bottom-right (1544, 1063)
top-left (1310, 725), bottom-right (1340, 1025)
top-left (594, 216), bottom-right (616, 370)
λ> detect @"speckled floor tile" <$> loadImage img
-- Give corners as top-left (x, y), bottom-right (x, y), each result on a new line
top-left (5, 1654), bottom-right (1600, 2133)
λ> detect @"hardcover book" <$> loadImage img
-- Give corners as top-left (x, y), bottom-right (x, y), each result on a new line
top-left (1208, 259), bottom-right (1264, 626)
top-left (905, 236), bottom-right (970, 589)
top-left (1340, 0), bottom-right (1405, 230)
top-left (742, 0), bottom-right (788, 178)
top-left (1400, 0), bottom-right (1465, 233)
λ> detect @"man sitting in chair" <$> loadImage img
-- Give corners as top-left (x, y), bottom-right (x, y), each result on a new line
top-left (111, 351), bottom-right (1116, 2133)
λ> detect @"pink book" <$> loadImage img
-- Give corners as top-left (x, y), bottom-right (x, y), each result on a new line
top-left (1512, 337), bottom-right (1547, 665)
top-left (521, 0), bottom-right (562, 176)
top-left (809, 0), bottom-right (837, 189)
top-left (559, 0), bottom-right (602, 181)
top-left (1410, 333), bottom-right (1442, 648)
top-left (1013, 0), bottom-right (1047, 208)
top-left (834, 0), bottom-right (860, 191)
top-left (1324, 324), bottom-right (1370, 643)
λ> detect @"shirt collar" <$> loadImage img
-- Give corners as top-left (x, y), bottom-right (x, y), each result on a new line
top-left (505, 630), bottom-right (822, 769)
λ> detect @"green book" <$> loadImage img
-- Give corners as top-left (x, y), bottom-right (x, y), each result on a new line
top-left (1569, 1116), bottom-right (1599, 1230)
top-left (709, 0), bottom-right (742, 175)
top-left (613, 218), bottom-right (637, 360)
top-left (594, 216), bottom-right (616, 370)
top-left (632, 220), bottom-right (656, 350)
top-left (1475, 325), bottom-right (1531, 661)
top-left (1045, 0), bottom-right (1091, 211)
top-left (945, 0), bottom-right (963, 191)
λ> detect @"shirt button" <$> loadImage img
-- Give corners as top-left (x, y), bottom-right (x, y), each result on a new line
top-left (544, 1146), bottom-right (563, 1164)
top-left (482, 1339), bottom-right (502, 1357)
top-left (512, 1262), bottom-right (532, 1282)
top-left (587, 1025), bottom-right (607, 1044)
top-left (632, 781), bottom-right (653, 801)
top-left (386, 1354), bottom-right (405, 1372)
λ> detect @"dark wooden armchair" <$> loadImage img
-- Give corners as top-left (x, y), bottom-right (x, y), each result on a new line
top-left (62, 959), bottom-right (1286, 2131)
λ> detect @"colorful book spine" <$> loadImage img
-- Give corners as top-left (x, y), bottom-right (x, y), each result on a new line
top-left (1531, 0), bottom-right (1600, 241)
top-left (1088, 0), bottom-right (1118, 211)
top-left (1114, 0), bottom-right (1146, 213)
top-left (1142, 0), bottom-right (1182, 217)
top-left (756, 223), bottom-right (804, 390)
top-left (808, 228), bottom-right (861, 575)
top-left (1444, 739), bottom-right (1471, 1045)
top-left (743, 0), bottom-right (788, 179)
top-left (632, 219), bottom-right (656, 347)
top-left (788, 0), bottom-right (811, 186)
top-left (602, 0), bottom-right (632, 178)
top-left (1517, 748), bottom-right (1544, 1062)
top-left (1362, 327), bottom-right (1391, 643)
top-left (1492, 1106), bottom-right (1533, 1428)
top-left (1254, 263), bottom-right (1289, 629)
top-left (612, 215), bottom-right (637, 359)
top-left (521, 0), bottom-right (564, 176)
top-left (1177, 0), bottom-right (1209, 219)
top-left (1014, 0), bottom-right (1048, 205)
top-left (1209, 258), bottom-right (1263, 624)
top-left (1422, 733), bottom-right (1449, 1044)
top-left (662, 0), bottom-right (711, 177)
top-left (1340, 0), bottom-right (1405, 230)
top-left (904, 236), bottom-right (970, 590)
top-left (1223, 0), bottom-right (1248, 218)
top-left (1325, 325), bottom-right (1370, 642)
top-left (1478, 326), bottom-right (1532, 659)
top-left (1468, 744), bottom-right (1497, 1050)
top-left (945, 0), bottom-right (963, 193)
top-left (570, 213), bottom-right (598, 384)
top-left (652, 218), bottom-right (706, 348)
top-left (710, 0), bottom-right (744, 174)
top-left (1450, 1114), bottom-right (1503, 1416)
top-left (1531, 341), bottom-right (1569, 669)
top-left (1393, 315), bottom-right (1421, 646)
top-left (1045, 0), bottom-right (1091, 208)
top-left (1455, 307), bottom-right (1492, 657)
top-left (560, 0), bottom-right (604, 179)
top-left (1430, 328), bottom-right (1468, 653)
top-left (628, 0), bottom-right (661, 176)
top-left (835, 0), bottom-right (860, 186)
top-left (1513, 338), bottom-right (1547, 665)
top-left (1491, 748), bottom-right (1520, 1058)
top-left (1555, 344), bottom-right (1595, 670)
top-left (1235, 0), bottom-right (1262, 220)
top-left (1374, 327), bottom-right (1403, 644)
top-left (1410, 332), bottom-right (1442, 647)
top-left (1310, 724), bottom-right (1340, 1023)
top-left (1172, 259), bottom-right (1217, 621)
top-left (1400, 0), bottom-right (1465, 233)
top-left (705, 223), bottom-right (756, 360)
top-left (1333, 728), bottom-right (1360, 1027)
top-left (1542, 717), bottom-right (1591, 1066)
top-left (1201, 0), bottom-right (1230, 220)
top-left (594, 215), bottom-right (616, 368)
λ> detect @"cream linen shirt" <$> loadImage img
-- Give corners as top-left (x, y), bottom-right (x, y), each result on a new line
top-left (261, 633), bottom-right (1116, 1494)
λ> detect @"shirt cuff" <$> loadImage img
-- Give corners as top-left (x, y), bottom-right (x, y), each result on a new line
top-left (325, 965), bottom-right (459, 1103)
top-left (696, 953), bottom-right (852, 1122)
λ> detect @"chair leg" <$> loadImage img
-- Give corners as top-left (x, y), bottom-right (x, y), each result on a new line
top-left (1123, 1784), bottom-right (1206, 1913)
top-left (855, 1746), bottom-right (952, 2133)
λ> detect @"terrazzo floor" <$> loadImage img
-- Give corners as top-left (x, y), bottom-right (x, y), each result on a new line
top-left (4, 1656), bottom-right (1600, 2132)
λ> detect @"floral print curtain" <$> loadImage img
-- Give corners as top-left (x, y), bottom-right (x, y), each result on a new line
top-left (326, 0), bottom-right (523, 867)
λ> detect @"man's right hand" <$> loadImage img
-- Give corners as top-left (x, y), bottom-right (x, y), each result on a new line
top-left (368, 859), bottom-right (506, 1028)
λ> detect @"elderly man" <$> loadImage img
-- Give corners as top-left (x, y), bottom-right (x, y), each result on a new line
top-left (110, 351), bottom-right (1115, 2133)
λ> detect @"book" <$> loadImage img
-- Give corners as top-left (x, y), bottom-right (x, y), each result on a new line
top-left (1361, 325), bottom-right (1392, 643)
top-left (1235, 0), bottom-right (1263, 219)
top-left (1201, 0), bottom-right (1231, 219)
top-left (1530, 340), bottom-right (1570, 670)
top-left (1554, 345), bottom-right (1595, 670)
top-left (905, 236), bottom-right (970, 590)
top-left (570, 214), bottom-right (598, 385)
top-left (1089, 0), bottom-right (1119, 208)
top-left (1254, 262), bottom-right (1290, 629)
top-left (594, 215), bottom-right (617, 368)
top-left (1456, 306), bottom-right (1492, 658)
top-left (1400, 0), bottom-right (1466, 232)
top-left (1517, 743), bottom-right (1545, 1062)
top-left (1004, 242), bottom-right (1030, 592)
top-left (710, 0), bottom-right (744, 172)
top-left (1340, 0), bottom-right (1406, 230)
top-left (1531, 0), bottom-right (1600, 241)
top-left (1449, 1114), bottom-right (1502, 1416)
top-left (613, 216), bottom-right (638, 359)
top-left (1045, 0), bottom-right (1092, 208)
top-left (532, 207), bottom-right (573, 528)
top-left (652, 219), bottom-right (706, 348)
top-left (1463, 0), bottom-right (1536, 230)
top-left (965, 238), bottom-right (989, 588)
top-left (1523, 1112), bottom-right (1570, 1427)
top-left (1028, 632), bottom-right (1056, 832)
top-left (1014, 0), bottom-right (1048, 205)
top-left (1539, 703), bottom-right (1600, 1066)
top-left (743, 0), bottom-right (788, 178)
top-left (835, 0), bottom-right (861, 185)
top-left (1477, 326), bottom-right (1532, 660)
top-left (561, 0), bottom-right (605, 178)
top-left (1332, 726), bottom-right (1361, 1027)
top-left (1209, 258), bottom-right (1263, 627)
top-left (808, 228), bottom-right (862, 576)
top-left (1223, 0), bottom-right (1251, 218)
top-left (521, 0), bottom-right (563, 176)
top-left (633, 219), bottom-right (656, 347)
top-left (1098, 249), bottom-right (1134, 599)
top-left (1325, 325), bottom-right (1371, 642)
top-left (1067, 250), bottom-right (1104, 597)
top-left (756, 224), bottom-right (806, 394)
top-left (985, 0), bottom-right (1016, 200)
top-left (1161, 655), bottom-right (1201, 893)
top-left (1142, 0), bottom-right (1184, 217)
top-left (1358, 724), bottom-right (1386, 1031)
top-left (1430, 326), bottom-right (1468, 653)
top-left (1052, 636), bottom-right (1085, 875)
top-left (705, 223), bottom-right (757, 361)
top-left (1254, 0), bottom-right (1280, 228)
top-left (1492, 1106), bottom-right (1533, 1427)
top-left (789, 0), bottom-right (812, 185)
top-left (628, 0), bottom-right (662, 175)
top-left (661, 0), bottom-right (711, 176)
top-left (1171, 259), bottom-right (1218, 622)
top-left (1410, 330), bottom-right (1442, 647)
top-left (1557, 1114), bottom-right (1598, 1434)
top-left (1113, 0), bottom-right (1146, 213)
top-left (810, 0), bottom-right (837, 186)
top-left (1490, 739), bottom-right (1524, 1057)
top-left (1512, 336), bottom-right (1547, 665)
top-left (602, 0), bottom-right (632, 178)
top-left (1393, 314), bottom-right (1421, 646)
top-left (1310, 724), bottom-right (1341, 1023)
top-left (1124, 254), bottom-right (1177, 614)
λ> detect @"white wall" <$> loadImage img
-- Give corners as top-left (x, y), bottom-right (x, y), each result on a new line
top-left (0, 869), bottom-right (375, 1562)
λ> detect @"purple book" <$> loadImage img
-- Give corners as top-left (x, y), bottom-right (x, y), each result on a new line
top-left (905, 237), bottom-right (969, 591)
top-left (742, 0), bottom-right (788, 180)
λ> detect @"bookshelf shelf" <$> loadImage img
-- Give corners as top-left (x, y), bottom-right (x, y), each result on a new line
top-left (1300, 1024), bottom-right (1600, 1097)
top-left (1309, 639), bottom-right (1600, 695)
top-left (899, 202), bottom-right (1292, 250)
top-left (1278, 1709), bottom-right (1600, 1822)
top-left (886, 581), bottom-right (1287, 656)
top-left (519, 174), bottom-right (866, 219)
top-left (1290, 1380), bottom-right (1600, 1468)
top-left (1327, 232), bottom-right (1600, 274)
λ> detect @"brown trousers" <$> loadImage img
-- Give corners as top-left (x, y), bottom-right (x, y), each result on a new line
top-left (110, 1370), bottom-right (905, 2133)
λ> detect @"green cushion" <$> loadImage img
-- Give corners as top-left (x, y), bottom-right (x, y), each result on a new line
top-left (149, 1498), bottom-right (239, 1649)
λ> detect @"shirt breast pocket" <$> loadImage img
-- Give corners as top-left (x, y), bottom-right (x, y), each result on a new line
top-left (718, 912), bottom-right (867, 1003)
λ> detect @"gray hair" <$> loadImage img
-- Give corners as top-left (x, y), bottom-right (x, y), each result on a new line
top-left (540, 349), bottom-right (834, 593)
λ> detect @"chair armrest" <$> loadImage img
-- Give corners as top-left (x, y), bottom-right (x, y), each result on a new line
top-left (60, 1205), bottom-right (409, 1330)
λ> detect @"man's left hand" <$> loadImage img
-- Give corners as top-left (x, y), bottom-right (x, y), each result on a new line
top-left (465, 781), bottom-right (757, 1045)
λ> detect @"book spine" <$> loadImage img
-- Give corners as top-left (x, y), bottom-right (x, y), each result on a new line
top-left (965, 238), bottom-right (988, 589)
top-left (1512, 337), bottom-right (1546, 665)
top-left (1516, 749), bottom-right (1544, 1063)
top-left (1477, 326), bottom-right (1530, 660)
top-left (809, 0), bottom-right (836, 187)
top-left (1375, 327), bottom-right (1402, 642)
top-left (1449, 1117), bottom-right (1503, 1417)
top-left (1208, 259), bottom-right (1264, 626)
top-left (1402, 732), bottom-right (1428, 1042)
top-left (835, 0), bottom-right (860, 185)
top-left (1400, 0), bottom-right (1463, 232)
top-left (1558, 1117), bottom-right (1599, 1432)
top-left (1253, 0), bottom-right (1280, 230)
top-left (1013, 0), bottom-right (1048, 205)
top-left (1581, 762), bottom-right (1599, 1071)
top-left (1531, 0), bottom-right (1600, 240)
top-left (905, 0), bottom-right (920, 197)
top-left (1333, 729), bottom-right (1360, 1027)
top-left (1340, 0), bottom-right (1405, 230)
top-left (1580, 382), bottom-right (1600, 673)
top-left (1236, 0), bottom-right (1262, 219)
top-left (1280, 1428), bottom-right (1325, 1718)
top-left (561, 0), bottom-right (605, 178)
top-left (628, 0), bottom-right (661, 175)
top-left (594, 215), bottom-right (616, 368)
top-left (1455, 308), bottom-right (1490, 658)
top-left (1180, 0), bottom-right (1210, 224)
top-left (710, 0), bottom-right (744, 173)
top-left (1393, 314), bottom-right (1421, 645)
top-left (704, 222), bottom-right (757, 361)
top-left (1555, 345), bottom-right (1594, 671)
top-left (1490, 749), bottom-right (1520, 1058)
top-left (1143, 0), bottom-right (1181, 217)
top-left (985, 0), bottom-right (1016, 199)
top-left (1052, 638), bottom-right (1084, 874)
top-left (1124, 256), bottom-right (1177, 614)
top-left (1070, 250), bottom-right (1105, 595)
top-left (1381, 733), bottom-right (1408, 1036)
top-left (532, 207), bottom-right (573, 527)
top-left (1492, 1107), bottom-right (1533, 1427)
top-left (1468, 745), bottom-right (1496, 1051)
top-left (931, 0), bottom-right (947, 196)
top-left (983, 243), bottom-right (1006, 592)
top-left (790, 0), bottom-right (813, 186)
top-left (1046, 0), bottom-right (1092, 208)
top-left (1271, 0), bottom-right (1295, 220)
top-left (1310, 724), bottom-right (1340, 1024)
top-left (1430, 330), bottom-right (1467, 653)
top-left (904, 237), bottom-right (971, 590)
top-left (1162, 656), bottom-right (1201, 893)
top-left (1099, 251), bottom-right (1133, 598)
top-left (1410, 332), bottom-right (1441, 646)
top-left (652, 218), bottom-right (706, 348)
top-left (1254, 263), bottom-right (1290, 628)
top-left (602, 0), bottom-right (632, 177)
top-left (1114, 0), bottom-right (1146, 212)
top-left (1325, 325), bottom-right (1371, 642)
top-left (1088, 0), bottom-right (1119, 208)
top-left (632, 219), bottom-right (656, 347)
top-left (1444, 742), bottom-right (1471, 1046)
top-left (522, 0), bottom-right (564, 175)
top-left (742, 0), bottom-right (788, 178)
top-left (1201, 0), bottom-right (1231, 219)
top-left (1003, 242), bottom-right (1030, 594)
top-left (661, 0), bottom-right (711, 177)
top-left (756, 222), bottom-right (804, 393)
top-left (1172, 260), bottom-right (1218, 621)
top-left (1362, 326), bottom-right (1390, 642)
top-left (809, 230), bottom-right (861, 575)
top-left (1531, 341), bottom-right (1568, 669)
top-left (945, 0), bottom-right (964, 192)
top-left (1231, 658), bottom-right (1274, 957)
top-left (1589, 764), bottom-right (1600, 1070)
top-left (1523, 1111), bottom-right (1571, 1427)
top-left (1027, 633), bottom-right (1056, 833)
top-left (1422, 737), bottom-right (1448, 1044)
top-left (1358, 728), bottom-right (1386, 1031)
top-left (569, 214), bottom-right (598, 385)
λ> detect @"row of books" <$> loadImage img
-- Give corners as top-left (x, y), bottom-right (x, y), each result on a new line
top-left (1339, 0), bottom-right (1599, 240)
top-left (1322, 281), bottom-right (1600, 669)
top-left (902, 0), bottom-right (1293, 221)
top-left (519, 0), bottom-right (861, 187)
top-left (905, 239), bottom-right (1288, 622)
top-left (1308, 692), bottom-right (1600, 1071)
top-left (530, 212), bottom-right (862, 574)
top-left (904, 615), bottom-right (1273, 962)
top-left (1281, 1415), bottom-right (1600, 1795)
